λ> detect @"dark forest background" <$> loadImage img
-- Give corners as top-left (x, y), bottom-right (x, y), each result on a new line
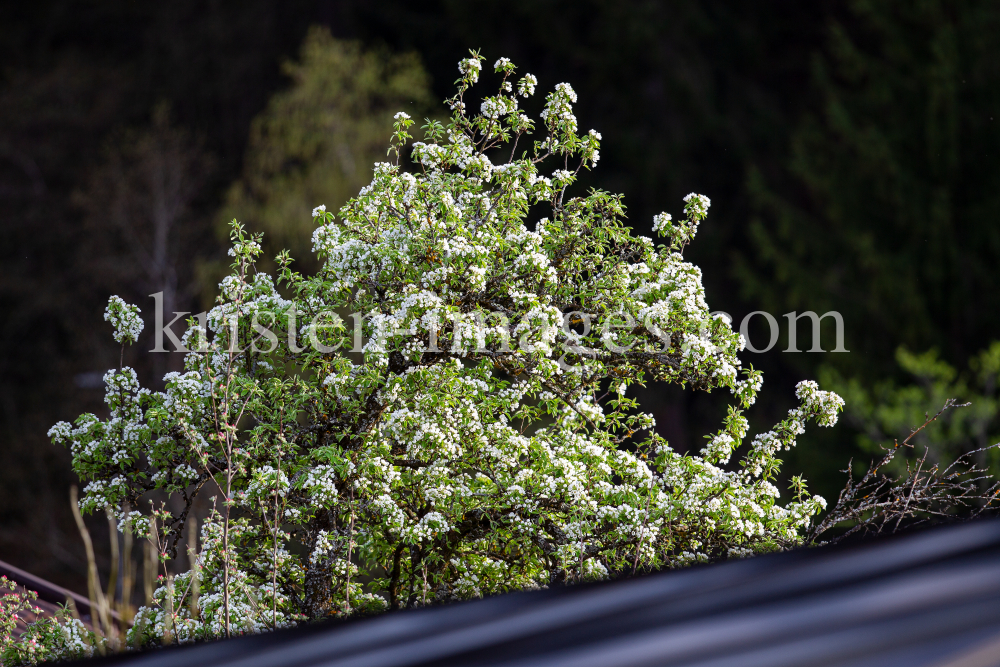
top-left (2, 0), bottom-right (999, 592)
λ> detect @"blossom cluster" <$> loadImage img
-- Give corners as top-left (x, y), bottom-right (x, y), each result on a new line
top-left (2, 590), bottom-right (99, 667)
top-left (104, 296), bottom-right (144, 345)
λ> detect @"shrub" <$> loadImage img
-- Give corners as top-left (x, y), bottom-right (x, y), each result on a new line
top-left (1, 577), bottom-right (101, 665)
top-left (45, 52), bottom-right (844, 644)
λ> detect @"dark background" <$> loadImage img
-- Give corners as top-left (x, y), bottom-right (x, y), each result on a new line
top-left (2, 0), bottom-right (998, 592)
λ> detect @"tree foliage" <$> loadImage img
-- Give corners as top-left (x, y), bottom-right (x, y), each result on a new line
top-left (42, 54), bottom-right (845, 643)
top-left (220, 28), bottom-right (435, 271)
top-left (823, 342), bottom-right (1000, 478)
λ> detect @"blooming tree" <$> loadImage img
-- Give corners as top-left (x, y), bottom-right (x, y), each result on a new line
top-left (46, 51), bottom-right (843, 644)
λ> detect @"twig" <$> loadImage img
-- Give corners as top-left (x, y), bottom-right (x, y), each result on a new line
top-left (809, 399), bottom-right (1000, 544)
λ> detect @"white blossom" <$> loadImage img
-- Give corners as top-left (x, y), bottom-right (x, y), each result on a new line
top-left (104, 295), bottom-right (143, 345)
